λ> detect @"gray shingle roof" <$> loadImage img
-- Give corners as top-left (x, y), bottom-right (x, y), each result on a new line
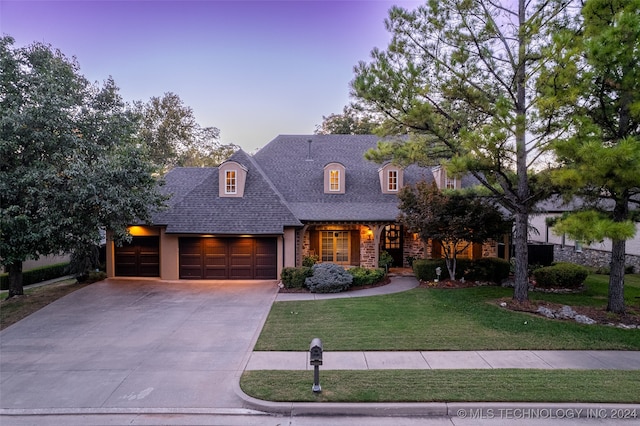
top-left (152, 134), bottom-right (479, 233)
top-left (154, 150), bottom-right (301, 234)
top-left (253, 135), bottom-right (434, 221)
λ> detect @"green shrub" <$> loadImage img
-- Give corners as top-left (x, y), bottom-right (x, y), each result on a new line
top-left (280, 267), bottom-right (312, 289)
top-left (533, 262), bottom-right (589, 289)
top-left (77, 270), bottom-right (107, 284)
top-left (379, 250), bottom-right (393, 270)
top-left (413, 257), bottom-right (510, 283)
top-left (412, 259), bottom-right (447, 281)
top-left (302, 255), bottom-right (318, 267)
top-left (467, 257), bottom-right (511, 283)
top-left (347, 267), bottom-right (386, 287)
top-left (0, 262), bottom-right (70, 291)
top-left (305, 263), bottom-right (353, 293)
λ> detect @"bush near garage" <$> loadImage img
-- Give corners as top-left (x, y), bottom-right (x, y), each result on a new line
top-left (533, 262), bottom-right (589, 289)
top-left (280, 267), bottom-right (313, 289)
top-left (0, 263), bottom-right (70, 291)
top-left (347, 267), bottom-right (386, 287)
top-left (305, 263), bottom-right (353, 293)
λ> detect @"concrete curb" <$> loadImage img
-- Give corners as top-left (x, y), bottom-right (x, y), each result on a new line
top-left (233, 381), bottom-right (448, 417)
top-left (234, 381), bottom-right (640, 419)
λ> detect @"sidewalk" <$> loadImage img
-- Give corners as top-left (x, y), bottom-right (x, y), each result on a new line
top-left (247, 350), bottom-right (640, 371)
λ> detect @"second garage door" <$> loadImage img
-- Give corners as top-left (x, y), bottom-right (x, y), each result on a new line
top-left (179, 237), bottom-right (277, 280)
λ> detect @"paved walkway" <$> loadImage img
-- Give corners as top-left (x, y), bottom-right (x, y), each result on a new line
top-left (275, 274), bottom-right (419, 301)
top-left (247, 350), bottom-right (640, 370)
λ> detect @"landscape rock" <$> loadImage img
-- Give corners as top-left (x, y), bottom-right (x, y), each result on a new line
top-left (574, 314), bottom-right (597, 325)
top-left (536, 306), bottom-right (555, 319)
top-left (557, 305), bottom-right (577, 319)
top-left (534, 305), bottom-right (596, 325)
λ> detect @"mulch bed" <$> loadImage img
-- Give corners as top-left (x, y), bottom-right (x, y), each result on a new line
top-left (497, 298), bottom-right (640, 327)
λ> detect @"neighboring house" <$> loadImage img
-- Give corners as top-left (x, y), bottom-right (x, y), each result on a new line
top-left (529, 197), bottom-right (640, 272)
top-left (105, 135), bottom-right (503, 280)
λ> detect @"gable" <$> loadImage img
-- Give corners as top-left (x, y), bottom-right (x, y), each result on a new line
top-left (153, 150), bottom-right (301, 234)
top-left (253, 135), bottom-right (434, 221)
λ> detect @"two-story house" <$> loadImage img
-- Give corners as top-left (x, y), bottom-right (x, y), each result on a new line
top-left (105, 134), bottom-right (499, 280)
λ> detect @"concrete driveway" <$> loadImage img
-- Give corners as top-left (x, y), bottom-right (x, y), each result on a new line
top-left (0, 278), bottom-right (278, 411)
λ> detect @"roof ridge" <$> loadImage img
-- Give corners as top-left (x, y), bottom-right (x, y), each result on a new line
top-left (240, 150), bottom-right (301, 226)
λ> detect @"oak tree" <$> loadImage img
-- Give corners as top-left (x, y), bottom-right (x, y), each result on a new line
top-left (0, 37), bottom-right (165, 297)
top-left (136, 93), bottom-right (237, 172)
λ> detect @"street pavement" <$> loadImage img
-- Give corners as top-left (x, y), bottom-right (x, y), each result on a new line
top-left (1, 275), bottom-right (639, 425)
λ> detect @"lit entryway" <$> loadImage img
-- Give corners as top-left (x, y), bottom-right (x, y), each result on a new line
top-left (320, 231), bottom-right (350, 264)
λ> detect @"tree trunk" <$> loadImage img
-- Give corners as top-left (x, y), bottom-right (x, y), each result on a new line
top-left (445, 255), bottom-right (457, 281)
top-left (512, 0), bottom-right (529, 303)
top-left (608, 239), bottom-right (626, 313)
top-left (513, 211), bottom-right (529, 302)
top-left (608, 195), bottom-right (629, 313)
top-left (7, 262), bottom-right (24, 299)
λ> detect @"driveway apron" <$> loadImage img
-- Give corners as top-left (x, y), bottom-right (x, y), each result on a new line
top-left (0, 279), bottom-right (278, 410)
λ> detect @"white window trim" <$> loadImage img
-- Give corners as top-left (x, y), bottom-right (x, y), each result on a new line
top-left (225, 170), bottom-right (237, 194)
top-left (445, 176), bottom-right (457, 189)
top-left (388, 170), bottom-right (398, 192)
top-left (329, 170), bottom-right (341, 192)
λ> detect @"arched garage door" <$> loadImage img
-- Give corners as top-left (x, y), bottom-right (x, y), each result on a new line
top-left (179, 237), bottom-right (277, 280)
top-left (114, 236), bottom-right (160, 277)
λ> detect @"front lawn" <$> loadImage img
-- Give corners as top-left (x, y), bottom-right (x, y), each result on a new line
top-left (241, 370), bottom-right (640, 403)
top-left (244, 274), bottom-right (640, 403)
top-left (254, 274), bottom-right (640, 351)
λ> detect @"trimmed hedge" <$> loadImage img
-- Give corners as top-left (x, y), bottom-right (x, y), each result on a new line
top-left (533, 262), bottom-right (589, 289)
top-left (412, 257), bottom-right (510, 284)
top-left (347, 267), bottom-right (386, 287)
top-left (465, 257), bottom-right (511, 283)
top-left (413, 259), bottom-right (447, 281)
top-left (0, 262), bottom-right (70, 291)
top-left (305, 263), bottom-right (353, 293)
top-left (280, 266), bottom-right (312, 289)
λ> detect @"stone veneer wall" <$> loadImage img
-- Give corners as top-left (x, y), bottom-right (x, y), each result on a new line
top-left (553, 245), bottom-right (640, 273)
top-left (403, 236), bottom-right (427, 267)
top-left (360, 227), bottom-right (377, 268)
top-left (482, 240), bottom-right (499, 258)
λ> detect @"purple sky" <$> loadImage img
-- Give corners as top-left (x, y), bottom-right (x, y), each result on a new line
top-left (1, 0), bottom-right (421, 152)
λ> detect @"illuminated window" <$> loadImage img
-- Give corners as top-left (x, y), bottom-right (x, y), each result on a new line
top-left (330, 170), bottom-right (340, 191)
top-left (445, 176), bottom-right (457, 189)
top-left (225, 170), bottom-right (237, 194)
top-left (388, 170), bottom-right (398, 191)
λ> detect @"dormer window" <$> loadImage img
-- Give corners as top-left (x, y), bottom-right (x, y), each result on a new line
top-left (324, 162), bottom-right (345, 194)
top-left (432, 165), bottom-right (460, 190)
top-left (388, 170), bottom-right (398, 192)
top-left (329, 170), bottom-right (340, 191)
top-left (225, 170), bottom-right (237, 194)
top-left (378, 163), bottom-right (403, 194)
top-left (219, 161), bottom-right (247, 197)
top-left (445, 175), bottom-right (457, 190)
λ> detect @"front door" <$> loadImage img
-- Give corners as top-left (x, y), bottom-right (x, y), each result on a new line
top-left (382, 224), bottom-right (403, 267)
top-left (320, 231), bottom-right (350, 265)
